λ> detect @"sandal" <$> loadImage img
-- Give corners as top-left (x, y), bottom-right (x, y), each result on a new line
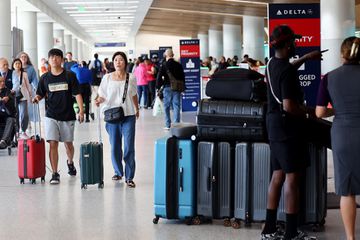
top-left (126, 180), bottom-right (136, 188)
top-left (112, 175), bottom-right (122, 181)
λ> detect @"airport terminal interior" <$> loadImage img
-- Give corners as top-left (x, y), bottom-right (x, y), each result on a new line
top-left (1, 0), bottom-right (360, 239)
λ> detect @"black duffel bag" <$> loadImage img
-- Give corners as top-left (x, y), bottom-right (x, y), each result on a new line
top-left (206, 68), bottom-right (266, 102)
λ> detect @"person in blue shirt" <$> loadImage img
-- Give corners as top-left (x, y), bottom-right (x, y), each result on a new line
top-left (71, 61), bottom-right (93, 122)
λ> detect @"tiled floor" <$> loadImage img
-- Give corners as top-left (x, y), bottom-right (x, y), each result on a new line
top-left (0, 109), bottom-right (359, 240)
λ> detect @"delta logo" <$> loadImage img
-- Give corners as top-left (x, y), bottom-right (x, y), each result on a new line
top-left (276, 9), bottom-right (314, 16)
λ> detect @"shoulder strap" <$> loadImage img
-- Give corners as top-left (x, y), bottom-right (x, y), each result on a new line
top-left (266, 58), bottom-right (282, 104)
top-left (122, 73), bottom-right (129, 104)
top-left (20, 71), bottom-right (23, 85)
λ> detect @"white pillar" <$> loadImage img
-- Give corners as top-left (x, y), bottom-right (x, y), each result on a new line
top-left (37, 22), bottom-right (54, 66)
top-left (53, 29), bottom-right (65, 52)
top-left (0, 0), bottom-right (11, 60)
top-left (127, 36), bottom-right (136, 59)
top-left (223, 24), bottom-right (242, 60)
top-left (72, 38), bottom-right (78, 60)
top-left (208, 29), bottom-right (223, 60)
top-left (64, 34), bottom-right (72, 54)
top-left (197, 33), bottom-right (208, 60)
top-left (321, 0), bottom-right (355, 73)
top-left (77, 41), bottom-right (83, 61)
top-left (243, 16), bottom-right (264, 61)
top-left (18, 11), bottom-right (38, 68)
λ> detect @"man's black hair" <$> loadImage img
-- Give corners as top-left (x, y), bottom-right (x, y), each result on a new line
top-left (48, 48), bottom-right (63, 58)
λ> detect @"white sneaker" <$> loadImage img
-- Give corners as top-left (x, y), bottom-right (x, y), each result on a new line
top-left (163, 127), bottom-right (170, 131)
top-left (19, 132), bottom-right (29, 139)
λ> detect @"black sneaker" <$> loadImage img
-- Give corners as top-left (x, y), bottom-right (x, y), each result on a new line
top-left (50, 172), bottom-right (60, 184)
top-left (261, 229), bottom-right (284, 240)
top-left (285, 231), bottom-right (316, 240)
top-left (67, 161), bottom-right (77, 176)
top-left (90, 113), bottom-right (95, 120)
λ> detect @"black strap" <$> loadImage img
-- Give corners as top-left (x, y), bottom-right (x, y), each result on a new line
top-left (122, 73), bottom-right (129, 104)
top-left (20, 71), bottom-right (23, 85)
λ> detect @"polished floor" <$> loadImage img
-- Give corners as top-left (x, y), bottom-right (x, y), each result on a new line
top-left (0, 109), bottom-right (359, 240)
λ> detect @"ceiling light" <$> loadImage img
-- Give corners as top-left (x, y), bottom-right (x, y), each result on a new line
top-left (150, 7), bottom-right (244, 17)
top-left (63, 6), bottom-right (138, 10)
top-left (70, 13), bottom-right (134, 17)
top-left (58, 1), bottom-right (139, 5)
top-left (78, 22), bottom-right (133, 25)
top-left (67, 10), bottom-right (136, 13)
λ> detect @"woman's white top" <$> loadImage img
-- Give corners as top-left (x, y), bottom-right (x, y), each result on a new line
top-left (98, 73), bottom-right (137, 116)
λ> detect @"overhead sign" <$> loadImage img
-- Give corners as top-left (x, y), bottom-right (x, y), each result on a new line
top-left (94, 42), bottom-right (126, 48)
top-left (180, 39), bottom-right (201, 112)
top-left (149, 50), bottom-right (159, 59)
top-left (268, 3), bottom-right (321, 107)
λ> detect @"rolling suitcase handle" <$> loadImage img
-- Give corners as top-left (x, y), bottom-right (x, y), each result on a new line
top-left (97, 106), bottom-right (102, 143)
top-left (33, 103), bottom-right (42, 142)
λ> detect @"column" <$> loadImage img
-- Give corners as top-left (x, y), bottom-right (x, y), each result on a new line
top-left (64, 34), bottom-right (72, 54)
top-left (78, 40), bottom-right (83, 61)
top-left (222, 24), bottom-right (242, 60)
top-left (197, 33), bottom-right (208, 60)
top-left (53, 29), bottom-right (65, 52)
top-left (72, 38), bottom-right (78, 60)
top-left (208, 29), bottom-right (223, 60)
top-left (127, 36), bottom-right (136, 59)
top-left (321, 0), bottom-right (355, 73)
top-left (0, 0), bottom-right (11, 60)
top-left (37, 22), bottom-right (54, 67)
top-left (18, 11), bottom-right (38, 68)
top-left (243, 16), bottom-right (264, 62)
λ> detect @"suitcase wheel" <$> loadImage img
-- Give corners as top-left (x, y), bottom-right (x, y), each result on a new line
top-left (31, 179), bottom-right (36, 184)
top-left (41, 177), bottom-right (45, 183)
top-left (153, 216), bottom-right (159, 224)
top-left (98, 182), bottom-right (104, 189)
top-left (8, 148), bottom-right (11, 155)
top-left (231, 219), bottom-right (241, 229)
top-left (223, 218), bottom-right (231, 227)
top-left (192, 216), bottom-right (201, 225)
top-left (20, 178), bottom-right (24, 184)
top-left (81, 183), bottom-right (87, 189)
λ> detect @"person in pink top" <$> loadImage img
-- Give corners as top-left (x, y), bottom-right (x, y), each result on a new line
top-left (145, 58), bottom-right (156, 108)
top-left (134, 57), bottom-right (148, 109)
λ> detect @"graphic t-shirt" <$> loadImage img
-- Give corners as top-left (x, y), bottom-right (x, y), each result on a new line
top-left (37, 70), bottom-right (79, 121)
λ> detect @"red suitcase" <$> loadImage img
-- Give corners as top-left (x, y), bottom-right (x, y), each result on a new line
top-left (18, 104), bottom-right (46, 184)
top-left (18, 137), bottom-right (46, 184)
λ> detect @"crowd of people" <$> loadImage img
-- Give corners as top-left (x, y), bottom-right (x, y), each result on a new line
top-left (0, 25), bottom-right (359, 239)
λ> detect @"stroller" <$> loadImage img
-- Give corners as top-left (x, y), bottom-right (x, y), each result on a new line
top-left (0, 94), bottom-right (18, 155)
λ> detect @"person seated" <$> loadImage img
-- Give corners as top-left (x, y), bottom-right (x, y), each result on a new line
top-left (0, 77), bottom-right (16, 149)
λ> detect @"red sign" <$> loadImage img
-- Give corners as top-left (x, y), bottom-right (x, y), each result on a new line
top-left (180, 44), bottom-right (200, 58)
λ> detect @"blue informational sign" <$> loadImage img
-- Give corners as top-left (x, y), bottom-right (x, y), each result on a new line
top-left (180, 39), bottom-right (201, 112)
top-left (269, 3), bottom-right (321, 106)
top-left (94, 42), bottom-right (126, 48)
top-left (149, 50), bottom-right (159, 59)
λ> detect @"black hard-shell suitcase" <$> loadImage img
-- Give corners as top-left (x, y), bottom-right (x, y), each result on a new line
top-left (233, 143), bottom-right (271, 228)
top-left (170, 123), bottom-right (197, 139)
top-left (206, 68), bottom-right (266, 102)
top-left (197, 99), bottom-right (267, 142)
top-left (197, 141), bottom-right (233, 226)
top-left (277, 144), bottom-right (327, 230)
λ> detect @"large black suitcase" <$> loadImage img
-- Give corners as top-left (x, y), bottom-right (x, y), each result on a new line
top-left (197, 141), bottom-right (233, 226)
top-left (205, 68), bottom-right (266, 102)
top-left (232, 142), bottom-right (271, 228)
top-left (197, 99), bottom-right (267, 142)
top-left (277, 144), bottom-right (327, 230)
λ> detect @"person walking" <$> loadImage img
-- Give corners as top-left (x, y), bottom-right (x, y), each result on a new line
top-left (316, 36), bottom-right (360, 240)
top-left (33, 48), bottom-right (84, 184)
top-left (95, 51), bottom-right (139, 188)
top-left (156, 48), bottom-right (185, 130)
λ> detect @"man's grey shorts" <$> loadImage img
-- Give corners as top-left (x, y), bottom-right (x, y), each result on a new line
top-left (44, 117), bottom-right (75, 142)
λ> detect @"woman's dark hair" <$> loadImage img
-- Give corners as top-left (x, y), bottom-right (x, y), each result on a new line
top-left (112, 51), bottom-right (128, 69)
top-left (341, 36), bottom-right (360, 63)
top-left (12, 58), bottom-right (23, 71)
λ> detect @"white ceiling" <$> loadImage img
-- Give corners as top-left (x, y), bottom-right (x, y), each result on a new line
top-left (11, 0), bottom-right (152, 45)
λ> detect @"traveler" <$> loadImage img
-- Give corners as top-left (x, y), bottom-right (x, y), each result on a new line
top-left (11, 58), bottom-right (32, 139)
top-left (218, 56), bottom-right (229, 71)
top-left (63, 52), bottom-right (77, 71)
top-left (0, 58), bottom-right (13, 90)
top-left (156, 48), bottom-right (185, 130)
top-left (33, 48), bottom-right (84, 185)
top-left (40, 58), bottom-right (50, 76)
top-left (0, 77), bottom-right (16, 149)
top-left (95, 51), bottom-right (139, 188)
top-left (134, 57), bottom-right (148, 109)
top-left (89, 53), bottom-right (104, 86)
top-left (145, 58), bottom-right (156, 108)
top-left (316, 36), bottom-right (360, 240)
top-left (262, 25), bottom-right (323, 240)
top-left (71, 61), bottom-right (93, 122)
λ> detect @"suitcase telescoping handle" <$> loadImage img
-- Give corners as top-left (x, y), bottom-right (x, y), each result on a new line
top-left (97, 106), bottom-right (102, 143)
top-left (33, 102), bottom-right (41, 142)
top-left (207, 168), bottom-right (212, 192)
